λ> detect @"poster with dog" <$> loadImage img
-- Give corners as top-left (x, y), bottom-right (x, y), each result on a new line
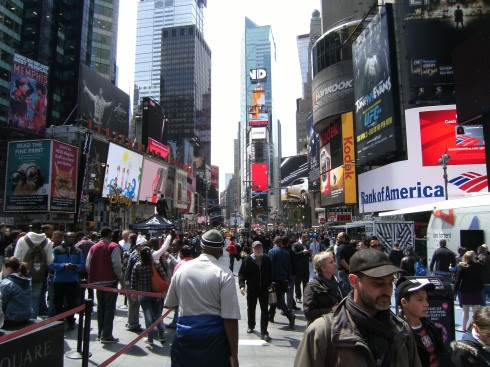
top-left (5, 140), bottom-right (52, 212)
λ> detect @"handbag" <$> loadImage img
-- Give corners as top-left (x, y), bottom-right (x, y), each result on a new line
top-left (268, 286), bottom-right (277, 305)
top-left (151, 262), bottom-right (169, 293)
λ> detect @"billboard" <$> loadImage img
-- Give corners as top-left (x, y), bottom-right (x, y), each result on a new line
top-left (102, 143), bottom-right (143, 203)
top-left (342, 112), bottom-right (357, 204)
top-left (165, 166), bottom-right (176, 207)
top-left (358, 105), bottom-right (488, 213)
top-left (87, 139), bottom-right (108, 195)
top-left (312, 60), bottom-right (354, 126)
top-left (5, 140), bottom-right (52, 212)
top-left (138, 158), bottom-right (168, 203)
top-left (419, 109), bottom-right (485, 166)
top-left (252, 192), bottom-right (268, 209)
top-left (78, 64), bottom-right (130, 137)
top-left (251, 163), bottom-right (268, 192)
top-left (50, 141), bottom-right (78, 212)
top-left (175, 169), bottom-right (188, 209)
top-left (251, 127), bottom-right (267, 140)
top-left (280, 155), bottom-right (308, 202)
top-left (8, 53), bottom-right (49, 136)
top-left (142, 97), bottom-right (169, 158)
top-left (248, 86), bottom-right (269, 127)
top-left (400, 0), bottom-right (490, 106)
top-left (353, 5), bottom-right (399, 165)
top-left (307, 114), bottom-right (320, 191)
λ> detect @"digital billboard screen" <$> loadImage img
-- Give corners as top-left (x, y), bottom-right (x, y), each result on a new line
top-left (50, 141), bottom-right (78, 212)
top-left (307, 114), bottom-right (320, 191)
top-left (251, 163), bottom-right (268, 192)
top-left (252, 192), bottom-right (268, 209)
top-left (102, 143), bottom-right (143, 202)
top-left (8, 53), bottom-right (49, 136)
top-left (87, 139), bottom-right (108, 195)
top-left (248, 105), bottom-right (269, 127)
top-left (175, 169), bottom-right (188, 209)
top-left (142, 97), bottom-right (169, 158)
top-left (353, 5), bottom-right (399, 165)
top-left (165, 166), bottom-right (176, 207)
top-left (78, 65), bottom-right (130, 137)
top-left (138, 158), bottom-right (168, 203)
top-left (419, 109), bottom-right (485, 166)
top-left (280, 155), bottom-right (308, 202)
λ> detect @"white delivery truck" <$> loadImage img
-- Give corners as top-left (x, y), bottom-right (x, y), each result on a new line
top-left (427, 193), bottom-right (490, 260)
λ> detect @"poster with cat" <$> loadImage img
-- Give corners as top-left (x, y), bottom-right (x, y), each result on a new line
top-left (50, 141), bottom-right (78, 212)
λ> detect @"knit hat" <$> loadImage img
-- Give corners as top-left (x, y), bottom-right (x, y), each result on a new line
top-left (200, 229), bottom-right (224, 249)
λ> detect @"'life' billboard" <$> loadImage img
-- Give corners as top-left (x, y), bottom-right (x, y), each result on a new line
top-left (8, 53), bottom-right (49, 136)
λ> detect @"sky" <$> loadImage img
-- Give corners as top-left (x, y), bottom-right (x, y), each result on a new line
top-left (117, 0), bottom-right (321, 192)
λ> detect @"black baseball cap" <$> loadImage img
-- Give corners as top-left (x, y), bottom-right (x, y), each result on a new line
top-left (395, 277), bottom-right (436, 302)
top-left (349, 249), bottom-right (403, 277)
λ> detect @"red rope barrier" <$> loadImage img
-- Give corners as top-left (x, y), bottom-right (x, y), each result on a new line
top-left (0, 304), bottom-right (86, 344)
top-left (98, 308), bottom-right (174, 367)
top-left (81, 283), bottom-right (167, 298)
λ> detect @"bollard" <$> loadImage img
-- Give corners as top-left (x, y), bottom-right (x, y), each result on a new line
top-left (82, 298), bottom-right (94, 367)
top-left (65, 288), bottom-right (87, 360)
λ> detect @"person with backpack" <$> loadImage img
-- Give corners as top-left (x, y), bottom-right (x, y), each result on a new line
top-left (13, 220), bottom-right (53, 319)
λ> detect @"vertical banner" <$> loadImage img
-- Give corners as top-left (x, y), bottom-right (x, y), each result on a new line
top-left (138, 158), bottom-right (168, 203)
top-left (342, 112), bottom-right (357, 204)
top-left (251, 163), bottom-right (268, 192)
top-left (8, 53), bottom-right (49, 136)
top-left (175, 169), bottom-right (188, 209)
top-left (5, 140), bottom-right (52, 212)
top-left (51, 141), bottom-right (78, 212)
top-left (165, 166), bottom-right (176, 209)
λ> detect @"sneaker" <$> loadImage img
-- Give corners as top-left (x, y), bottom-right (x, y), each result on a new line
top-left (295, 298), bottom-right (302, 304)
top-left (247, 328), bottom-right (254, 333)
top-left (288, 314), bottom-right (295, 328)
top-left (144, 337), bottom-right (154, 345)
top-left (291, 305), bottom-right (300, 311)
top-left (96, 331), bottom-right (102, 341)
top-left (100, 336), bottom-right (119, 344)
top-left (261, 333), bottom-right (271, 342)
top-left (165, 323), bottom-right (177, 329)
top-left (127, 326), bottom-right (143, 333)
top-left (159, 337), bottom-right (166, 344)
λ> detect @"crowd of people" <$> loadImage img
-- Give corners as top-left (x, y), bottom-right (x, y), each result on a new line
top-left (1, 222), bottom-right (490, 366)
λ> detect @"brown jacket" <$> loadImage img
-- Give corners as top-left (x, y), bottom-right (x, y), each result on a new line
top-left (294, 297), bottom-right (422, 367)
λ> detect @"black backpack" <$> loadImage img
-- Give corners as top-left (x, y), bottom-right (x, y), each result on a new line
top-left (24, 236), bottom-right (48, 282)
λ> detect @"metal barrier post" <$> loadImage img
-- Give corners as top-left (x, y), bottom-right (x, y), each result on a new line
top-left (65, 286), bottom-right (87, 360)
top-left (82, 298), bottom-right (94, 367)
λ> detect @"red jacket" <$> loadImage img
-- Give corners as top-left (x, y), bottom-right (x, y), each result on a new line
top-left (226, 242), bottom-right (238, 255)
top-left (88, 240), bottom-right (120, 283)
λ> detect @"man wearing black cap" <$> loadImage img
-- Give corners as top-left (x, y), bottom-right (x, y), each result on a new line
top-left (165, 229), bottom-right (240, 367)
top-left (396, 277), bottom-right (454, 367)
top-left (295, 249), bottom-right (421, 367)
top-left (238, 240), bottom-right (272, 341)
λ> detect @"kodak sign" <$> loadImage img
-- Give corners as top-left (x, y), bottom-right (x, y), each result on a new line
top-left (342, 112), bottom-right (357, 204)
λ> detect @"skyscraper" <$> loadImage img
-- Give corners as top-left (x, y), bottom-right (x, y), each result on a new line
top-left (134, 0), bottom-right (206, 106)
top-left (320, 0), bottom-right (372, 33)
top-left (240, 17), bottom-right (280, 219)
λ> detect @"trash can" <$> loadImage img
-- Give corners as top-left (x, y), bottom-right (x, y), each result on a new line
top-left (397, 276), bottom-right (455, 347)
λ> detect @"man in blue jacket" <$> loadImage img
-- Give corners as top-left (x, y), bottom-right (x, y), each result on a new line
top-left (49, 231), bottom-right (85, 329)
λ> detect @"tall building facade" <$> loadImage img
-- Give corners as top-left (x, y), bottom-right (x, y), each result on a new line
top-left (134, 0), bottom-right (206, 106)
top-left (320, 0), bottom-right (372, 33)
top-left (240, 17), bottom-right (280, 219)
top-left (0, 0), bottom-right (120, 127)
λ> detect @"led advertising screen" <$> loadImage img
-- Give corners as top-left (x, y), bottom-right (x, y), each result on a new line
top-left (87, 139), bottom-right (108, 195)
top-left (319, 144), bottom-right (331, 197)
top-left (248, 105), bottom-right (269, 127)
top-left (321, 165), bottom-right (345, 206)
top-left (8, 53), bottom-right (49, 136)
top-left (281, 155), bottom-right (308, 202)
top-left (5, 140), bottom-right (52, 212)
top-left (419, 109), bottom-right (485, 166)
top-left (50, 141), bottom-right (78, 212)
top-left (251, 163), bottom-right (268, 193)
top-left (252, 192), bottom-right (268, 209)
top-left (142, 97), bottom-right (169, 158)
top-left (102, 143), bottom-right (143, 202)
top-left (400, 0), bottom-right (490, 106)
top-left (307, 114), bottom-right (320, 191)
top-left (251, 127), bottom-right (267, 140)
top-left (175, 169), bottom-right (188, 209)
top-left (165, 166), bottom-right (176, 207)
top-left (78, 65), bottom-right (130, 136)
top-left (138, 158), bottom-right (168, 203)
top-left (353, 5), bottom-right (399, 165)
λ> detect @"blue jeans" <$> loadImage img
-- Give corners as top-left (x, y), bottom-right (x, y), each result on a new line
top-left (96, 283), bottom-right (118, 339)
top-left (139, 296), bottom-right (165, 342)
top-left (30, 281), bottom-right (43, 319)
top-left (338, 271), bottom-right (351, 296)
top-left (47, 273), bottom-right (55, 317)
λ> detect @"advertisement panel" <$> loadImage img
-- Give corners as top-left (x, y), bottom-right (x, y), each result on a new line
top-left (319, 144), bottom-right (331, 197)
top-left (50, 141), bottom-right (78, 212)
top-left (419, 109), bottom-right (485, 166)
top-left (248, 86), bottom-right (269, 127)
top-left (87, 140), bottom-right (109, 195)
top-left (78, 65), bottom-right (130, 136)
top-left (321, 166), bottom-right (345, 207)
top-left (138, 158), bottom-right (168, 203)
top-left (165, 166), bottom-right (176, 207)
top-left (342, 112), bottom-right (357, 204)
top-left (8, 53), bottom-right (49, 136)
top-left (142, 97), bottom-right (169, 158)
top-left (400, 0), bottom-right (490, 106)
top-left (175, 169), bottom-right (188, 209)
top-left (207, 165), bottom-right (220, 210)
top-left (251, 127), bottom-right (267, 140)
top-left (358, 105), bottom-right (488, 213)
top-left (251, 163), bottom-right (268, 192)
top-left (307, 114), bottom-right (320, 191)
top-left (353, 5), bottom-right (398, 165)
top-left (252, 192), bottom-right (268, 209)
top-left (280, 155), bottom-right (308, 202)
top-left (327, 206), bottom-right (353, 222)
top-left (5, 140), bottom-right (52, 212)
top-left (312, 60), bottom-right (354, 126)
top-left (102, 143), bottom-right (143, 203)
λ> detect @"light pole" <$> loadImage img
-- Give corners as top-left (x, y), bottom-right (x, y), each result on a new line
top-left (438, 148), bottom-right (451, 200)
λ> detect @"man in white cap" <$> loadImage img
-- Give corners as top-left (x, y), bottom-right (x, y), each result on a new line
top-left (165, 229), bottom-right (240, 367)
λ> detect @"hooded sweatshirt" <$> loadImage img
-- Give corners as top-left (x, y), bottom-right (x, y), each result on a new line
top-left (0, 273), bottom-right (32, 322)
top-left (14, 231), bottom-right (54, 267)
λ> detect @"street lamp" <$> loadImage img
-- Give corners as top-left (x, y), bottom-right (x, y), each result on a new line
top-left (438, 148), bottom-right (451, 200)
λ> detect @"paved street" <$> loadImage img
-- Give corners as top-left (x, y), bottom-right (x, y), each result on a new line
top-left (62, 249), bottom-right (475, 366)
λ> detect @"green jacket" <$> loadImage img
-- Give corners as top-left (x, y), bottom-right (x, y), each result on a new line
top-left (294, 297), bottom-right (422, 367)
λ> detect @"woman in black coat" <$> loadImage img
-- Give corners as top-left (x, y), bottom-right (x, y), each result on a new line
top-left (302, 251), bottom-right (343, 323)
